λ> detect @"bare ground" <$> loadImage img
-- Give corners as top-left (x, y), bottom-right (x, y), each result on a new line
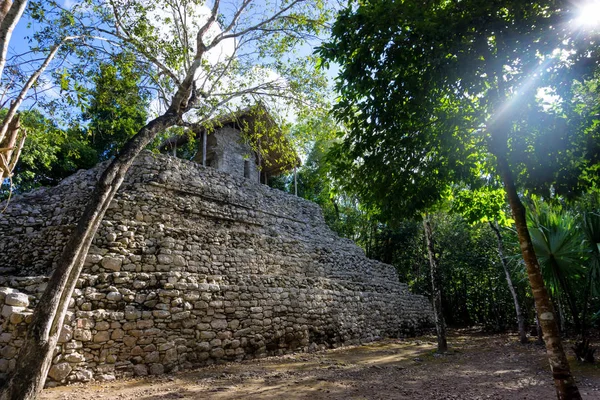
top-left (41, 331), bottom-right (600, 400)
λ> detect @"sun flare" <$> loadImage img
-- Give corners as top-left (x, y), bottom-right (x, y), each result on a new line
top-left (574, 1), bottom-right (600, 28)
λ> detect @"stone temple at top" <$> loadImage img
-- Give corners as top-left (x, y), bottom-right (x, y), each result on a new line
top-left (161, 104), bottom-right (299, 184)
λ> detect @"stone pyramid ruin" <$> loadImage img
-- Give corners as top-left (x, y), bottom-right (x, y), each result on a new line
top-left (0, 152), bottom-right (432, 385)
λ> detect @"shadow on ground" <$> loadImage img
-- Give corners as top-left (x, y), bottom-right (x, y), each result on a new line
top-left (41, 332), bottom-right (600, 400)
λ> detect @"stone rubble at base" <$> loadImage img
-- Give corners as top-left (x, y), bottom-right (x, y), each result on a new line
top-left (0, 152), bottom-right (433, 386)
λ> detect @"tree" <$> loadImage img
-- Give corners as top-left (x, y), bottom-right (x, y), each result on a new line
top-left (528, 199), bottom-right (586, 332)
top-left (0, 109), bottom-right (97, 198)
top-left (319, 1), bottom-right (600, 398)
top-left (0, 1), bottom-right (96, 192)
top-left (452, 185), bottom-right (528, 343)
top-left (422, 213), bottom-right (448, 352)
top-left (84, 51), bottom-right (150, 160)
top-left (0, 0), bottom-right (330, 398)
top-left (4, 50), bottom-right (152, 197)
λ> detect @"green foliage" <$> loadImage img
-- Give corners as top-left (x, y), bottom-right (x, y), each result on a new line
top-left (5, 52), bottom-right (150, 196)
top-left (451, 185), bottom-right (513, 227)
top-left (525, 196), bottom-right (600, 331)
top-left (293, 117), bottom-right (371, 241)
top-left (84, 52), bottom-right (150, 160)
top-left (527, 199), bottom-right (586, 296)
top-left (318, 0), bottom-right (600, 219)
top-left (580, 195), bottom-right (600, 297)
top-left (0, 110), bottom-right (96, 197)
top-left (367, 212), bottom-right (530, 329)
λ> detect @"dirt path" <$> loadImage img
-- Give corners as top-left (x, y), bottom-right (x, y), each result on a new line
top-left (41, 332), bottom-right (600, 400)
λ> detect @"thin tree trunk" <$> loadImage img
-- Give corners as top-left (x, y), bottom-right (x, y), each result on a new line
top-left (0, 112), bottom-right (180, 400)
top-left (495, 153), bottom-right (581, 400)
top-left (202, 131), bottom-right (207, 166)
top-left (0, 0), bottom-right (27, 81)
top-left (489, 221), bottom-right (527, 343)
top-left (423, 214), bottom-right (447, 353)
top-left (556, 296), bottom-right (565, 334)
top-left (580, 276), bottom-right (592, 339)
top-left (551, 257), bottom-right (581, 333)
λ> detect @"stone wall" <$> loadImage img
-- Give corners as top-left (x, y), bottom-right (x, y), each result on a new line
top-left (194, 127), bottom-right (259, 181)
top-left (0, 152), bottom-right (432, 386)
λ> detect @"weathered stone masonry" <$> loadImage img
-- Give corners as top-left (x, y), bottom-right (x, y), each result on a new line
top-left (0, 152), bottom-right (432, 385)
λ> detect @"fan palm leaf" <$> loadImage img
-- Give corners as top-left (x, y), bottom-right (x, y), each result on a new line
top-left (527, 199), bottom-right (586, 328)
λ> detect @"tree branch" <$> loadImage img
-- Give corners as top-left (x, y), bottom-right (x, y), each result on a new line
top-left (0, 0), bottom-right (27, 79)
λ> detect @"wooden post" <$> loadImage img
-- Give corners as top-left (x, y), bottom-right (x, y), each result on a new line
top-left (244, 160), bottom-right (250, 179)
top-left (257, 137), bottom-right (262, 183)
top-left (202, 131), bottom-right (207, 166)
top-left (294, 166), bottom-right (297, 196)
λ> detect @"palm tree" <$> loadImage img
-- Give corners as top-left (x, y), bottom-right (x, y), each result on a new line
top-left (580, 207), bottom-right (600, 334)
top-left (527, 200), bottom-right (586, 333)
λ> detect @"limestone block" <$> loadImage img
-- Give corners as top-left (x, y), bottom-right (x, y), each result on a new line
top-left (0, 287), bottom-right (14, 302)
top-left (93, 331), bottom-right (110, 343)
top-left (199, 331), bottom-right (215, 340)
top-left (0, 358), bottom-right (9, 372)
top-left (158, 343), bottom-right (173, 352)
top-left (123, 336), bottom-right (137, 347)
top-left (157, 254), bottom-right (173, 265)
top-left (133, 364), bottom-right (148, 376)
top-left (5, 292), bottom-right (29, 307)
top-left (48, 363), bottom-right (72, 381)
top-left (76, 318), bottom-right (94, 329)
top-left (111, 329), bottom-right (124, 340)
top-left (136, 320), bottom-right (154, 329)
top-left (106, 292), bottom-right (122, 301)
top-left (210, 348), bottom-right (225, 358)
top-left (163, 348), bottom-right (178, 364)
top-left (0, 345), bottom-right (16, 359)
top-left (211, 319), bottom-right (228, 330)
top-left (64, 353), bottom-right (85, 363)
top-left (1, 305), bottom-right (24, 318)
top-left (73, 369), bottom-right (93, 382)
top-left (172, 311), bottom-right (190, 321)
top-left (145, 351), bottom-right (160, 363)
top-left (95, 321), bottom-right (110, 330)
top-left (101, 257), bottom-right (122, 272)
top-left (58, 325), bottom-right (73, 343)
top-left (130, 346), bottom-right (144, 356)
top-left (0, 333), bottom-right (13, 345)
top-left (13, 310), bottom-right (31, 325)
top-left (84, 254), bottom-right (102, 267)
top-left (152, 310), bottom-right (170, 318)
top-left (96, 374), bottom-right (116, 382)
top-left (149, 364), bottom-right (164, 375)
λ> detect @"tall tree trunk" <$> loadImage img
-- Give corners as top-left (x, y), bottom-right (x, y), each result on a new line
top-left (0, 0), bottom-right (27, 80)
top-left (495, 153), bottom-right (581, 400)
top-left (535, 310), bottom-right (544, 344)
top-left (0, 112), bottom-right (180, 400)
top-left (423, 215), bottom-right (447, 353)
top-left (489, 221), bottom-right (527, 343)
